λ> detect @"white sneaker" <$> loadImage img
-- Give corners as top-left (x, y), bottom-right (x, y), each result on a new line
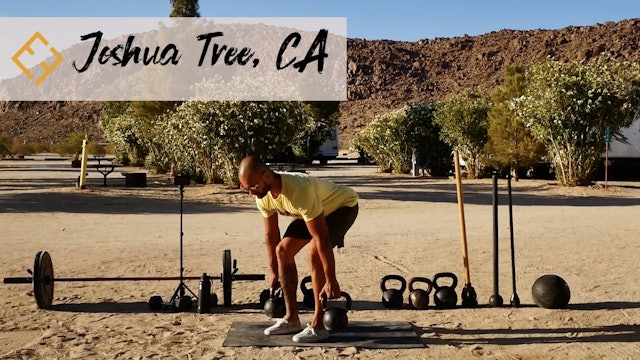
top-left (264, 319), bottom-right (302, 335)
top-left (292, 324), bottom-right (329, 343)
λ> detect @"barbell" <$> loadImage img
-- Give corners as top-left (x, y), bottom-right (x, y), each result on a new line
top-left (3, 249), bottom-right (264, 309)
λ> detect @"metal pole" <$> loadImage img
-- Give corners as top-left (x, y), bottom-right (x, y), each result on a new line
top-left (492, 173), bottom-right (499, 297)
top-left (488, 172), bottom-right (503, 307)
top-left (3, 274), bottom-right (265, 284)
top-left (508, 175), bottom-right (520, 307)
top-left (57, 276), bottom-right (202, 282)
top-left (179, 184), bottom-right (185, 296)
top-left (605, 142), bottom-right (609, 190)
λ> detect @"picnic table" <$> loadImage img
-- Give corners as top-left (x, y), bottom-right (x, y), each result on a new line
top-left (87, 156), bottom-right (119, 186)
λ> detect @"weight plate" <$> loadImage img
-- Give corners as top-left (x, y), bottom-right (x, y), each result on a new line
top-left (33, 251), bottom-right (54, 309)
top-left (222, 249), bottom-right (232, 307)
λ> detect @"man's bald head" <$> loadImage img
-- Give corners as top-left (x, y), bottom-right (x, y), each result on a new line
top-left (239, 156), bottom-right (267, 181)
top-left (238, 156), bottom-right (274, 198)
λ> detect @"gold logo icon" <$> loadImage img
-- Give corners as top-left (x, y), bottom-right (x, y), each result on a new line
top-left (12, 32), bottom-right (64, 86)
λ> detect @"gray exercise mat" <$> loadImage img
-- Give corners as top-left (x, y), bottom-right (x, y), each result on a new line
top-left (223, 321), bottom-right (424, 349)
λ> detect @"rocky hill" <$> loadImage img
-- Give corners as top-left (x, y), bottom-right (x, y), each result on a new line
top-left (2, 18), bottom-right (640, 147)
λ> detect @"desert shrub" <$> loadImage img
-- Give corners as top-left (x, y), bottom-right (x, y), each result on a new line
top-left (54, 132), bottom-right (86, 156)
top-left (85, 142), bottom-right (106, 156)
top-left (514, 55), bottom-right (640, 186)
top-left (0, 132), bottom-right (12, 157)
top-left (352, 102), bottom-right (451, 175)
top-left (434, 90), bottom-right (491, 179)
top-left (11, 142), bottom-right (35, 156)
top-left (32, 143), bottom-right (50, 153)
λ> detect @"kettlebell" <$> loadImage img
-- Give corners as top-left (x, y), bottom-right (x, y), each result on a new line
top-left (432, 272), bottom-right (458, 309)
top-left (321, 291), bottom-right (352, 332)
top-left (148, 295), bottom-right (163, 311)
top-left (408, 277), bottom-right (433, 310)
top-left (264, 288), bottom-right (286, 318)
top-left (300, 276), bottom-right (315, 309)
top-left (380, 274), bottom-right (407, 309)
top-left (259, 289), bottom-right (270, 309)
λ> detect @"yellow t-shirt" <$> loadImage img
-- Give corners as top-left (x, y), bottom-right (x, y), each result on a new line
top-left (256, 172), bottom-right (358, 221)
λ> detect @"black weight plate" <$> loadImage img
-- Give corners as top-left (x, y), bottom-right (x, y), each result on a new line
top-left (33, 251), bottom-right (54, 309)
top-left (222, 249), bottom-right (232, 307)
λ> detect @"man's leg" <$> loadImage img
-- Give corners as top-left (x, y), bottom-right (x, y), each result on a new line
top-left (308, 239), bottom-right (326, 329)
top-left (275, 236), bottom-right (308, 323)
top-left (292, 206), bottom-right (359, 342)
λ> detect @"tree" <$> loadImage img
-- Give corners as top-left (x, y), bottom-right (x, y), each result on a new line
top-left (289, 102), bottom-right (340, 163)
top-left (0, 132), bottom-right (12, 157)
top-left (352, 108), bottom-right (410, 173)
top-left (485, 64), bottom-right (544, 180)
top-left (170, 0), bottom-right (200, 17)
top-left (160, 101), bottom-right (313, 186)
top-left (514, 55), bottom-right (640, 186)
top-left (114, 0), bottom-right (202, 165)
top-left (101, 108), bottom-right (148, 166)
top-left (434, 90), bottom-right (491, 179)
top-left (352, 102), bottom-right (450, 174)
top-left (405, 102), bottom-right (452, 176)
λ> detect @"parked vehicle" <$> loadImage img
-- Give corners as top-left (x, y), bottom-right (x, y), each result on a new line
top-left (311, 125), bottom-right (339, 165)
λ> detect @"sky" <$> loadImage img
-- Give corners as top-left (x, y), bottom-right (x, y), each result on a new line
top-left (1, 0), bottom-right (639, 41)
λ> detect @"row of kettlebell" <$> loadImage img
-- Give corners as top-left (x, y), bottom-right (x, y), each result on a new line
top-left (381, 272), bottom-right (459, 310)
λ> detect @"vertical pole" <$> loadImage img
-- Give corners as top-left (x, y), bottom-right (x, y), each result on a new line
top-left (488, 172), bottom-right (503, 306)
top-left (78, 135), bottom-right (89, 189)
top-left (454, 150), bottom-right (471, 284)
top-left (179, 184), bottom-right (185, 297)
top-left (508, 174), bottom-right (520, 307)
top-left (492, 172), bottom-right (499, 298)
top-left (605, 142), bottom-right (609, 190)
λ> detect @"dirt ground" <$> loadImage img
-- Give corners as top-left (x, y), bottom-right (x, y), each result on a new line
top-left (0, 157), bottom-right (639, 359)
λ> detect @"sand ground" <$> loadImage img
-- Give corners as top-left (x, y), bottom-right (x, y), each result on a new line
top-left (0, 157), bottom-right (639, 359)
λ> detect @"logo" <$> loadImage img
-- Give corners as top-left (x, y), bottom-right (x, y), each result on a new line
top-left (12, 31), bottom-right (63, 86)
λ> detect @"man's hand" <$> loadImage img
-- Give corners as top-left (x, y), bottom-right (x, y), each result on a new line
top-left (320, 277), bottom-right (341, 299)
top-left (268, 272), bottom-right (280, 290)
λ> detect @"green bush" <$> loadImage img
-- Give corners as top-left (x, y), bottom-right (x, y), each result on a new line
top-left (352, 108), bottom-right (408, 173)
top-left (86, 142), bottom-right (105, 156)
top-left (54, 132), bottom-right (87, 156)
top-left (11, 143), bottom-right (35, 156)
top-left (32, 143), bottom-right (50, 153)
top-left (352, 102), bottom-right (451, 175)
top-left (434, 90), bottom-right (491, 179)
top-left (514, 55), bottom-right (640, 186)
top-left (0, 132), bottom-right (12, 157)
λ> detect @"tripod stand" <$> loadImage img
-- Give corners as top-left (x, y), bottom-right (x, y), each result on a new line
top-left (168, 178), bottom-right (197, 307)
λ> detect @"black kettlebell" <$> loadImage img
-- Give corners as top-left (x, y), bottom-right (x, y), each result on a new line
top-left (148, 295), bottom-right (163, 310)
top-left (408, 277), bottom-right (433, 310)
top-left (174, 295), bottom-right (193, 312)
top-left (264, 288), bottom-right (286, 318)
top-left (321, 291), bottom-right (352, 332)
top-left (432, 272), bottom-right (458, 309)
top-left (381, 274), bottom-right (407, 309)
top-left (259, 289), bottom-right (270, 309)
top-left (300, 276), bottom-right (315, 309)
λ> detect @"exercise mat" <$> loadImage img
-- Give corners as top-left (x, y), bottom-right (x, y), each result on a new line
top-left (223, 321), bottom-right (424, 349)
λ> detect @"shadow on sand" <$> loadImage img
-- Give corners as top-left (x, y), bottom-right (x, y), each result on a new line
top-left (324, 175), bottom-right (640, 207)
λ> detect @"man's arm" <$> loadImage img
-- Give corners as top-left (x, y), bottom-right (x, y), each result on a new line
top-left (306, 212), bottom-right (340, 298)
top-left (264, 213), bottom-right (280, 288)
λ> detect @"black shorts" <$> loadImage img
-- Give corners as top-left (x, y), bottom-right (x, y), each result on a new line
top-left (282, 204), bottom-right (358, 248)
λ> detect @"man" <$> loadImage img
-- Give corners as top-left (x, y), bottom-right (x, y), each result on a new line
top-left (238, 156), bottom-right (359, 343)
